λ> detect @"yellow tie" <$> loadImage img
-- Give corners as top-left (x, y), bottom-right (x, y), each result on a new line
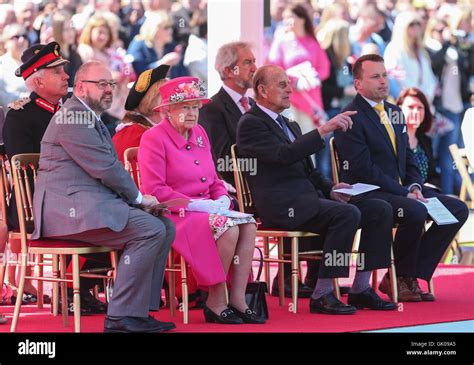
top-left (374, 103), bottom-right (397, 155)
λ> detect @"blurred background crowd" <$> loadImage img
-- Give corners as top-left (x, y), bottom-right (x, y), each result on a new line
top-left (0, 0), bottom-right (472, 195)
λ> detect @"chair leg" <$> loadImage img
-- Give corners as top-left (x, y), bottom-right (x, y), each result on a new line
top-left (59, 255), bottom-right (68, 328)
top-left (371, 269), bottom-right (378, 289)
top-left (263, 237), bottom-right (270, 289)
top-left (428, 279), bottom-right (435, 295)
top-left (390, 247), bottom-right (398, 303)
top-left (110, 250), bottom-right (118, 281)
top-left (37, 254), bottom-right (44, 309)
top-left (180, 256), bottom-right (188, 324)
top-left (92, 285), bottom-right (99, 300)
top-left (52, 255), bottom-right (59, 316)
top-left (291, 237), bottom-right (298, 314)
top-left (333, 278), bottom-right (340, 300)
top-left (277, 238), bottom-right (285, 307)
top-left (72, 254), bottom-right (81, 333)
top-left (168, 252), bottom-right (176, 317)
top-left (10, 252), bottom-right (28, 332)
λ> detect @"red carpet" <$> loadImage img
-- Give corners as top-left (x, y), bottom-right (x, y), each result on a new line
top-left (1, 265), bottom-right (473, 333)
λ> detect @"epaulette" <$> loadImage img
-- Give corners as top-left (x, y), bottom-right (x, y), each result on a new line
top-left (8, 97), bottom-right (31, 110)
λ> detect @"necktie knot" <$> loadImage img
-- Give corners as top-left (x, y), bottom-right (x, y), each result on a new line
top-left (373, 103), bottom-right (384, 113)
top-left (240, 96), bottom-right (250, 112)
top-left (275, 115), bottom-right (285, 128)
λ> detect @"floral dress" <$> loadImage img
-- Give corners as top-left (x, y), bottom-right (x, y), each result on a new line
top-left (209, 214), bottom-right (256, 241)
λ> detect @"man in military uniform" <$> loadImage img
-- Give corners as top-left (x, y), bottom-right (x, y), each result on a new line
top-left (3, 41), bottom-right (107, 314)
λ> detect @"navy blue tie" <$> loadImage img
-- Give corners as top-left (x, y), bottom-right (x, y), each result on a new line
top-left (276, 115), bottom-right (294, 141)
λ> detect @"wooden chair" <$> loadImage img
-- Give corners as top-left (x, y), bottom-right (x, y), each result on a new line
top-left (123, 147), bottom-right (189, 323)
top-left (0, 151), bottom-right (50, 308)
top-left (10, 153), bottom-right (118, 332)
top-left (231, 144), bottom-right (341, 313)
top-left (449, 144), bottom-right (474, 209)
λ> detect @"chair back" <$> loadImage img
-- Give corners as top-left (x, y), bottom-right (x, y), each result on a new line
top-left (124, 147), bottom-right (141, 188)
top-left (329, 137), bottom-right (341, 184)
top-left (230, 144), bottom-right (256, 214)
top-left (449, 144), bottom-right (474, 207)
top-left (0, 152), bottom-right (11, 221)
top-left (11, 153), bottom-right (39, 252)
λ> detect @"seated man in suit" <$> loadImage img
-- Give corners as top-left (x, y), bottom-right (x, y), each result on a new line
top-left (237, 65), bottom-right (396, 314)
top-left (334, 54), bottom-right (469, 302)
top-left (200, 41), bottom-right (321, 298)
top-left (32, 61), bottom-right (176, 332)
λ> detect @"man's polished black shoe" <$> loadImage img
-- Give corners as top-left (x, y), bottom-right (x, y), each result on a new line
top-left (203, 306), bottom-right (243, 324)
top-left (104, 315), bottom-right (176, 333)
top-left (228, 305), bottom-right (266, 324)
top-left (309, 292), bottom-right (357, 315)
top-left (81, 291), bottom-right (108, 313)
top-left (271, 276), bottom-right (313, 298)
top-left (347, 287), bottom-right (397, 310)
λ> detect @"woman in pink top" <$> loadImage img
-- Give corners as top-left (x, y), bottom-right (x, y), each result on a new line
top-left (139, 77), bottom-right (264, 325)
top-left (267, 4), bottom-right (330, 134)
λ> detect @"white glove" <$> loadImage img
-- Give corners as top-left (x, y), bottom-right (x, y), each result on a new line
top-left (216, 195), bottom-right (231, 210)
top-left (187, 196), bottom-right (231, 214)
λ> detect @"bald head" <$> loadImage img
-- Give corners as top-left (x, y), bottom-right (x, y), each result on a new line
top-left (74, 61), bottom-right (114, 114)
top-left (253, 65), bottom-right (292, 113)
top-left (74, 61), bottom-right (111, 89)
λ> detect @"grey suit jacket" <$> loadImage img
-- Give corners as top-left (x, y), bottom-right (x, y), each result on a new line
top-left (32, 96), bottom-right (139, 239)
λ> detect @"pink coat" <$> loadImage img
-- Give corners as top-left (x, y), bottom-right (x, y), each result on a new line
top-left (138, 118), bottom-right (230, 286)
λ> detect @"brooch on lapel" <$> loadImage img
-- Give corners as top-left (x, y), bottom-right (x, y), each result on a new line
top-left (196, 136), bottom-right (205, 148)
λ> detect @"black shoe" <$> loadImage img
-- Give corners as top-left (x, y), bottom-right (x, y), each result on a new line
top-left (56, 299), bottom-right (93, 316)
top-left (81, 290), bottom-right (108, 313)
top-left (309, 292), bottom-right (357, 315)
top-left (55, 289), bottom-right (92, 316)
top-left (104, 315), bottom-right (176, 333)
top-left (203, 306), bottom-right (243, 324)
top-left (228, 305), bottom-right (266, 324)
top-left (347, 287), bottom-right (397, 310)
top-left (271, 277), bottom-right (313, 298)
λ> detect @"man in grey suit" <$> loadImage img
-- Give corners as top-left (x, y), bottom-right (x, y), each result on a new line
top-left (32, 61), bottom-right (176, 333)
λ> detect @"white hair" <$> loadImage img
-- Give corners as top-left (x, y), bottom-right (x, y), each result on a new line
top-left (25, 69), bottom-right (45, 92)
top-left (214, 41), bottom-right (253, 81)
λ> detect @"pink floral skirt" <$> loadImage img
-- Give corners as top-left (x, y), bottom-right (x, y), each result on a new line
top-left (209, 214), bottom-right (256, 240)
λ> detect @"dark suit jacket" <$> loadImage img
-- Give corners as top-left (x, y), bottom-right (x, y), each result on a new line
top-left (199, 87), bottom-right (254, 186)
top-left (334, 94), bottom-right (423, 196)
top-left (236, 104), bottom-right (333, 230)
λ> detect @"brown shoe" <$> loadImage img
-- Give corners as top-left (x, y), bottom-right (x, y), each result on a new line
top-left (397, 277), bottom-right (422, 302)
top-left (407, 278), bottom-right (435, 302)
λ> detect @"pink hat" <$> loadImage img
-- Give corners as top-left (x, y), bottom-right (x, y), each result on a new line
top-left (153, 76), bottom-right (211, 111)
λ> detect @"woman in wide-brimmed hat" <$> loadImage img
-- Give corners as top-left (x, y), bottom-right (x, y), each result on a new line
top-left (112, 64), bottom-right (169, 165)
top-left (138, 76), bottom-right (265, 324)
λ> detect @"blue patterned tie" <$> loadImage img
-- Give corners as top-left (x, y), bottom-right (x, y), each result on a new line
top-left (276, 115), bottom-right (294, 142)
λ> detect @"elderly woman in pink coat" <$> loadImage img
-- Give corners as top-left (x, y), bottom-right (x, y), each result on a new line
top-left (138, 76), bottom-right (264, 324)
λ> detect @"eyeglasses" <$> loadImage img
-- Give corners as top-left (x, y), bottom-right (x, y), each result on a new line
top-left (409, 21), bottom-right (421, 27)
top-left (79, 79), bottom-right (117, 90)
top-left (11, 34), bottom-right (27, 40)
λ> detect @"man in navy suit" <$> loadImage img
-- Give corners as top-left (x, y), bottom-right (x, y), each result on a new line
top-left (237, 65), bottom-right (396, 314)
top-left (334, 54), bottom-right (468, 302)
top-left (199, 42), bottom-right (319, 297)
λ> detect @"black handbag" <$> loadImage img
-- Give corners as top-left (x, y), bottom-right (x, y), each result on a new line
top-left (245, 247), bottom-right (269, 320)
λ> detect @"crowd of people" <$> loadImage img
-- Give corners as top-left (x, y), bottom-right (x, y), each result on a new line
top-left (0, 0), bottom-right (472, 331)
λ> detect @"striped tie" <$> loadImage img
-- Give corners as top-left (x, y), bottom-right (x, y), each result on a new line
top-left (374, 103), bottom-right (397, 155)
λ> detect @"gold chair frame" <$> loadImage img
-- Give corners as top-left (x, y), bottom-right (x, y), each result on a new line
top-left (10, 153), bottom-right (118, 332)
